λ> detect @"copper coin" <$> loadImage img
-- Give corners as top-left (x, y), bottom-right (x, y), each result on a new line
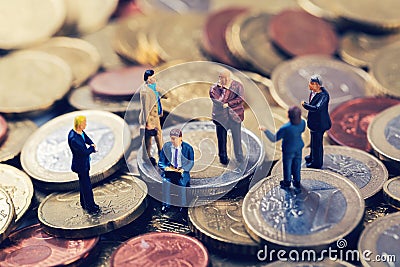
top-left (268, 9), bottom-right (338, 56)
top-left (0, 114), bottom-right (8, 145)
top-left (328, 97), bottom-right (400, 151)
top-left (0, 224), bottom-right (99, 267)
top-left (110, 232), bottom-right (209, 266)
top-left (202, 7), bottom-right (247, 67)
top-left (89, 65), bottom-right (149, 98)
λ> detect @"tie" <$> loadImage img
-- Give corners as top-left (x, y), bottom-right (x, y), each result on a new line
top-left (174, 148), bottom-right (178, 169)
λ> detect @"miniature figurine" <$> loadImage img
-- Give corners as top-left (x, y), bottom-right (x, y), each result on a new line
top-left (209, 69), bottom-right (245, 165)
top-left (68, 115), bottom-right (100, 213)
top-left (139, 69), bottom-right (165, 166)
top-left (301, 74), bottom-right (331, 169)
top-left (158, 128), bottom-right (194, 212)
top-left (260, 106), bottom-right (305, 193)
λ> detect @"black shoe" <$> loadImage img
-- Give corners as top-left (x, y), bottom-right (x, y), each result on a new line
top-left (294, 187), bottom-right (301, 194)
top-left (220, 157), bottom-right (230, 165)
top-left (150, 157), bottom-right (157, 166)
top-left (280, 180), bottom-right (290, 189)
top-left (306, 162), bottom-right (322, 169)
top-left (161, 205), bottom-right (170, 213)
top-left (86, 204), bottom-right (100, 214)
top-left (305, 155), bottom-right (312, 163)
top-left (292, 181), bottom-right (301, 188)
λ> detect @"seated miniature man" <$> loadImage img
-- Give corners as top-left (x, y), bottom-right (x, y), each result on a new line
top-left (158, 128), bottom-right (194, 212)
top-left (260, 106), bottom-right (305, 193)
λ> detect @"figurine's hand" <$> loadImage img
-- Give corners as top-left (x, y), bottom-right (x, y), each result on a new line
top-left (91, 144), bottom-right (98, 152)
top-left (165, 166), bottom-right (174, 171)
top-left (178, 168), bottom-right (184, 174)
top-left (259, 126), bottom-right (267, 132)
top-left (301, 101), bottom-right (306, 107)
top-left (223, 103), bottom-right (229, 108)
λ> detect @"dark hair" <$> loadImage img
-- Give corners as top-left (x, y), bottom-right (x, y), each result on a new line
top-left (288, 106), bottom-right (302, 125)
top-left (170, 128), bottom-right (182, 137)
top-left (144, 69), bottom-right (155, 82)
top-left (310, 74), bottom-right (322, 86)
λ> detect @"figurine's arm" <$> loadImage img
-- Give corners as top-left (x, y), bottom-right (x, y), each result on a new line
top-left (264, 127), bottom-right (284, 143)
top-left (302, 94), bottom-right (329, 112)
top-left (209, 85), bottom-right (222, 105)
top-left (227, 83), bottom-right (244, 107)
top-left (181, 145), bottom-right (194, 172)
top-left (70, 137), bottom-right (95, 156)
top-left (83, 131), bottom-right (94, 145)
top-left (157, 148), bottom-right (169, 171)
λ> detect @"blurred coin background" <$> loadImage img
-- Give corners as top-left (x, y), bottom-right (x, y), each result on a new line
top-left (0, 0), bottom-right (400, 266)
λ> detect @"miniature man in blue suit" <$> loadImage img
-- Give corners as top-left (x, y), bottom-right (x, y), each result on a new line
top-left (260, 106), bottom-right (305, 193)
top-left (158, 128), bottom-right (194, 212)
top-left (68, 115), bottom-right (100, 213)
top-left (301, 74), bottom-right (331, 169)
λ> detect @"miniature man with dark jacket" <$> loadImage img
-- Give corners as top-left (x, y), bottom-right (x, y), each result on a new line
top-left (301, 74), bottom-right (331, 169)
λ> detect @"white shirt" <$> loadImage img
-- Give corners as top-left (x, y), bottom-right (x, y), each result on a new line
top-left (170, 145), bottom-right (182, 168)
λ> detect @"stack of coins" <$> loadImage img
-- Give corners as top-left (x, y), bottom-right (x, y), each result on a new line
top-left (0, 1), bottom-right (400, 266)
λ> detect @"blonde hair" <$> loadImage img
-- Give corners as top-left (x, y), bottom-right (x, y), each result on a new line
top-left (74, 115), bottom-right (86, 131)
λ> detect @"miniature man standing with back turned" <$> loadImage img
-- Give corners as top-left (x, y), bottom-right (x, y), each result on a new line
top-left (301, 74), bottom-right (331, 169)
top-left (210, 69), bottom-right (245, 165)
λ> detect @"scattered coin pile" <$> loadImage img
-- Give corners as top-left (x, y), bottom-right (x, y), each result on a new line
top-left (0, 0), bottom-right (399, 266)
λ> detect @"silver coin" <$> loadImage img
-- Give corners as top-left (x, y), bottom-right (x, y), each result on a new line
top-left (243, 169), bottom-right (364, 251)
top-left (358, 212), bottom-right (400, 267)
top-left (271, 145), bottom-right (389, 199)
top-left (0, 187), bottom-right (15, 243)
top-left (137, 121), bottom-right (264, 206)
top-left (21, 110), bottom-right (131, 191)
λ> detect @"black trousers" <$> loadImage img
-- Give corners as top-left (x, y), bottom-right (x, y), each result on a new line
top-left (215, 120), bottom-right (243, 160)
top-left (309, 130), bottom-right (324, 168)
top-left (78, 171), bottom-right (96, 209)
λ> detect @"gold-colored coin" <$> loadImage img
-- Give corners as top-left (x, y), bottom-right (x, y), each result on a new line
top-left (210, 0), bottom-right (299, 14)
top-left (188, 198), bottom-right (261, 256)
top-left (333, 0), bottom-right (400, 31)
top-left (113, 14), bottom-right (160, 65)
top-left (242, 169), bottom-right (364, 250)
top-left (370, 45), bottom-right (400, 98)
top-left (0, 164), bottom-right (33, 222)
top-left (68, 86), bottom-right (140, 114)
top-left (242, 72), bottom-right (279, 107)
top-left (358, 212), bottom-right (400, 267)
top-left (38, 175), bottom-right (147, 238)
top-left (0, 187), bottom-right (16, 243)
top-left (61, 0), bottom-right (118, 34)
top-left (297, 0), bottom-right (339, 22)
top-left (383, 177), bottom-right (400, 210)
top-left (148, 14), bottom-right (208, 62)
top-left (0, 50), bottom-right (72, 114)
top-left (32, 37), bottom-right (101, 87)
top-left (271, 145), bottom-right (389, 199)
top-left (0, 120), bottom-right (37, 163)
top-left (0, 0), bottom-right (66, 49)
top-left (340, 32), bottom-right (400, 68)
top-left (20, 110), bottom-right (131, 191)
top-left (226, 12), bottom-right (286, 76)
top-left (367, 105), bottom-right (400, 172)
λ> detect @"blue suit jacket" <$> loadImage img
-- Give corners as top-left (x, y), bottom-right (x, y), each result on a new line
top-left (265, 120), bottom-right (306, 154)
top-left (158, 141), bottom-right (194, 178)
top-left (303, 87), bottom-right (332, 132)
top-left (68, 130), bottom-right (95, 173)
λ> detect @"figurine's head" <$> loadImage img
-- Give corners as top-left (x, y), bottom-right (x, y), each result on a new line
top-left (288, 106), bottom-right (302, 125)
top-left (309, 74), bottom-right (322, 92)
top-left (218, 69), bottom-right (232, 88)
top-left (170, 128), bottom-right (183, 147)
top-left (74, 115), bottom-right (87, 131)
top-left (144, 69), bottom-right (156, 84)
